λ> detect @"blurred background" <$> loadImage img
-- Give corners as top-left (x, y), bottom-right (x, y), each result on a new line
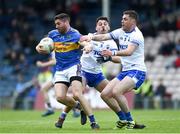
top-left (0, 0), bottom-right (180, 111)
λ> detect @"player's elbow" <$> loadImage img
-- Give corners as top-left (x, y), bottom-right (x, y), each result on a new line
top-left (126, 52), bottom-right (132, 56)
top-left (125, 50), bottom-right (134, 56)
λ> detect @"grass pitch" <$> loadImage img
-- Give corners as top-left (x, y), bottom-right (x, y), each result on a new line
top-left (0, 109), bottom-right (180, 133)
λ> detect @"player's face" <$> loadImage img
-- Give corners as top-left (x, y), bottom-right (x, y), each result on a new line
top-left (96, 20), bottom-right (110, 34)
top-left (55, 19), bottom-right (68, 33)
top-left (121, 14), bottom-right (135, 32)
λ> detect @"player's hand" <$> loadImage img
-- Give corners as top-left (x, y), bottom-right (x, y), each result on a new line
top-left (82, 44), bottom-right (93, 53)
top-left (36, 61), bottom-right (44, 67)
top-left (80, 35), bottom-right (92, 42)
top-left (96, 56), bottom-right (112, 64)
top-left (101, 50), bottom-right (113, 56)
top-left (36, 44), bottom-right (49, 54)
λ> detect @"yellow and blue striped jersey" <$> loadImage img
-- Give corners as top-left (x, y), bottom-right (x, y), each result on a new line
top-left (48, 28), bottom-right (81, 71)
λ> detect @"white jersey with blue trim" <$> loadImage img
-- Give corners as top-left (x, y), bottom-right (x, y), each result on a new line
top-left (81, 39), bottom-right (118, 74)
top-left (50, 51), bottom-right (55, 60)
top-left (109, 26), bottom-right (146, 72)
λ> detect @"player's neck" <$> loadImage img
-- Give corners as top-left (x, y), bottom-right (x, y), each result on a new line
top-left (61, 25), bottom-right (71, 34)
top-left (125, 25), bottom-right (136, 33)
top-left (65, 25), bottom-right (71, 33)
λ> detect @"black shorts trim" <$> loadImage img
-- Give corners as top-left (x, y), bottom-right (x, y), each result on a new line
top-left (70, 76), bottom-right (82, 83)
top-left (55, 81), bottom-right (70, 87)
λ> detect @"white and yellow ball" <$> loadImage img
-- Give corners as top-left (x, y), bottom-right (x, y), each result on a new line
top-left (39, 37), bottom-right (54, 53)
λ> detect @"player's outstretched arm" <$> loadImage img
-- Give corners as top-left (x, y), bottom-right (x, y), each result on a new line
top-left (80, 33), bottom-right (111, 42)
top-left (36, 59), bottom-right (56, 68)
top-left (102, 44), bottom-right (138, 57)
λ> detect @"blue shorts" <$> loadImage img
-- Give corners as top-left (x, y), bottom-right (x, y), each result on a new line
top-left (81, 71), bottom-right (105, 87)
top-left (117, 70), bottom-right (146, 89)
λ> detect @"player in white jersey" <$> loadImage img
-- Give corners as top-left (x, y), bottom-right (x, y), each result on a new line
top-left (80, 10), bottom-right (147, 129)
top-left (81, 39), bottom-right (118, 74)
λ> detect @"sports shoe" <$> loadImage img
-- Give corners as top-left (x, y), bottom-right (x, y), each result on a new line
top-left (55, 118), bottom-right (64, 128)
top-left (90, 122), bottom-right (100, 130)
top-left (126, 121), bottom-right (135, 129)
top-left (133, 122), bottom-right (146, 129)
top-left (41, 110), bottom-right (54, 117)
top-left (80, 110), bottom-right (87, 125)
top-left (116, 120), bottom-right (127, 129)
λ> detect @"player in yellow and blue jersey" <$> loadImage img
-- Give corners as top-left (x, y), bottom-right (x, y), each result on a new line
top-left (36, 13), bottom-right (99, 129)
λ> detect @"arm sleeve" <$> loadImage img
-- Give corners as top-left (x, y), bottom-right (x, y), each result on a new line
top-left (130, 33), bottom-right (143, 46)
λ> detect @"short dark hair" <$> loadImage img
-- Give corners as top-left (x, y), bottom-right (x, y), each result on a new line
top-left (96, 16), bottom-right (109, 24)
top-left (123, 10), bottom-right (139, 23)
top-left (54, 13), bottom-right (70, 22)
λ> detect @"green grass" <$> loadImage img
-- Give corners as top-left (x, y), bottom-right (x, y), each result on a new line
top-left (0, 109), bottom-right (180, 133)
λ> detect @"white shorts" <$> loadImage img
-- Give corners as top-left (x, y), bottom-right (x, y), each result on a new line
top-left (54, 64), bottom-right (81, 83)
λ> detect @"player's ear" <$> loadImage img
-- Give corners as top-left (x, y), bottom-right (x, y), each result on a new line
top-left (107, 25), bottom-right (110, 31)
top-left (95, 26), bottom-right (98, 32)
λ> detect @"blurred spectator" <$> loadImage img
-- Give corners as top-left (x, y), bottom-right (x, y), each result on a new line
top-left (174, 56), bottom-right (180, 68)
top-left (74, 17), bottom-right (88, 35)
top-left (9, 51), bottom-right (19, 66)
top-left (141, 21), bottom-right (157, 37)
top-left (145, 53), bottom-right (155, 62)
top-left (153, 78), bottom-right (169, 109)
top-left (12, 74), bottom-right (38, 110)
top-left (164, 53), bottom-right (177, 69)
top-left (134, 78), bottom-right (153, 109)
top-left (176, 16), bottom-right (180, 30)
top-left (23, 78), bottom-right (39, 110)
top-left (3, 48), bottom-right (12, 65)
top-left (13, 53), bottom-right (28, 74)
top-left (158, 36), bottom-right (175, 56)
top-left (175, 39), bottom-right (180, 55)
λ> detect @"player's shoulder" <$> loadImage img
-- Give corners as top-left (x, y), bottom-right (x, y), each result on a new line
top-left (69, 27), bottom-right (80, 34)
top-left (133, 27), bottom-right (143, 36)
top-left (131, 27), bottom-right (144, 39)
top-left (67, 27), bottom-right (81, 39)
top-left (48, 29), bottom-right (59, 37)
top-left (110, 28), bottom-right (124, 37)
top-left (111, 28), bottom-right (123, 33)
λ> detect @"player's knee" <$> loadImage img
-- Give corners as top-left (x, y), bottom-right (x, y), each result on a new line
top-left (100, 92), bottom-right (106, 99)
top-left (112, 89), bottom-right (121, 98)
top-left (72, 91), bottom-right (81, 100)
top-left (56, 95), bottom-right (66, 103)
top-left (101, 91), bottom-right (110, 100)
